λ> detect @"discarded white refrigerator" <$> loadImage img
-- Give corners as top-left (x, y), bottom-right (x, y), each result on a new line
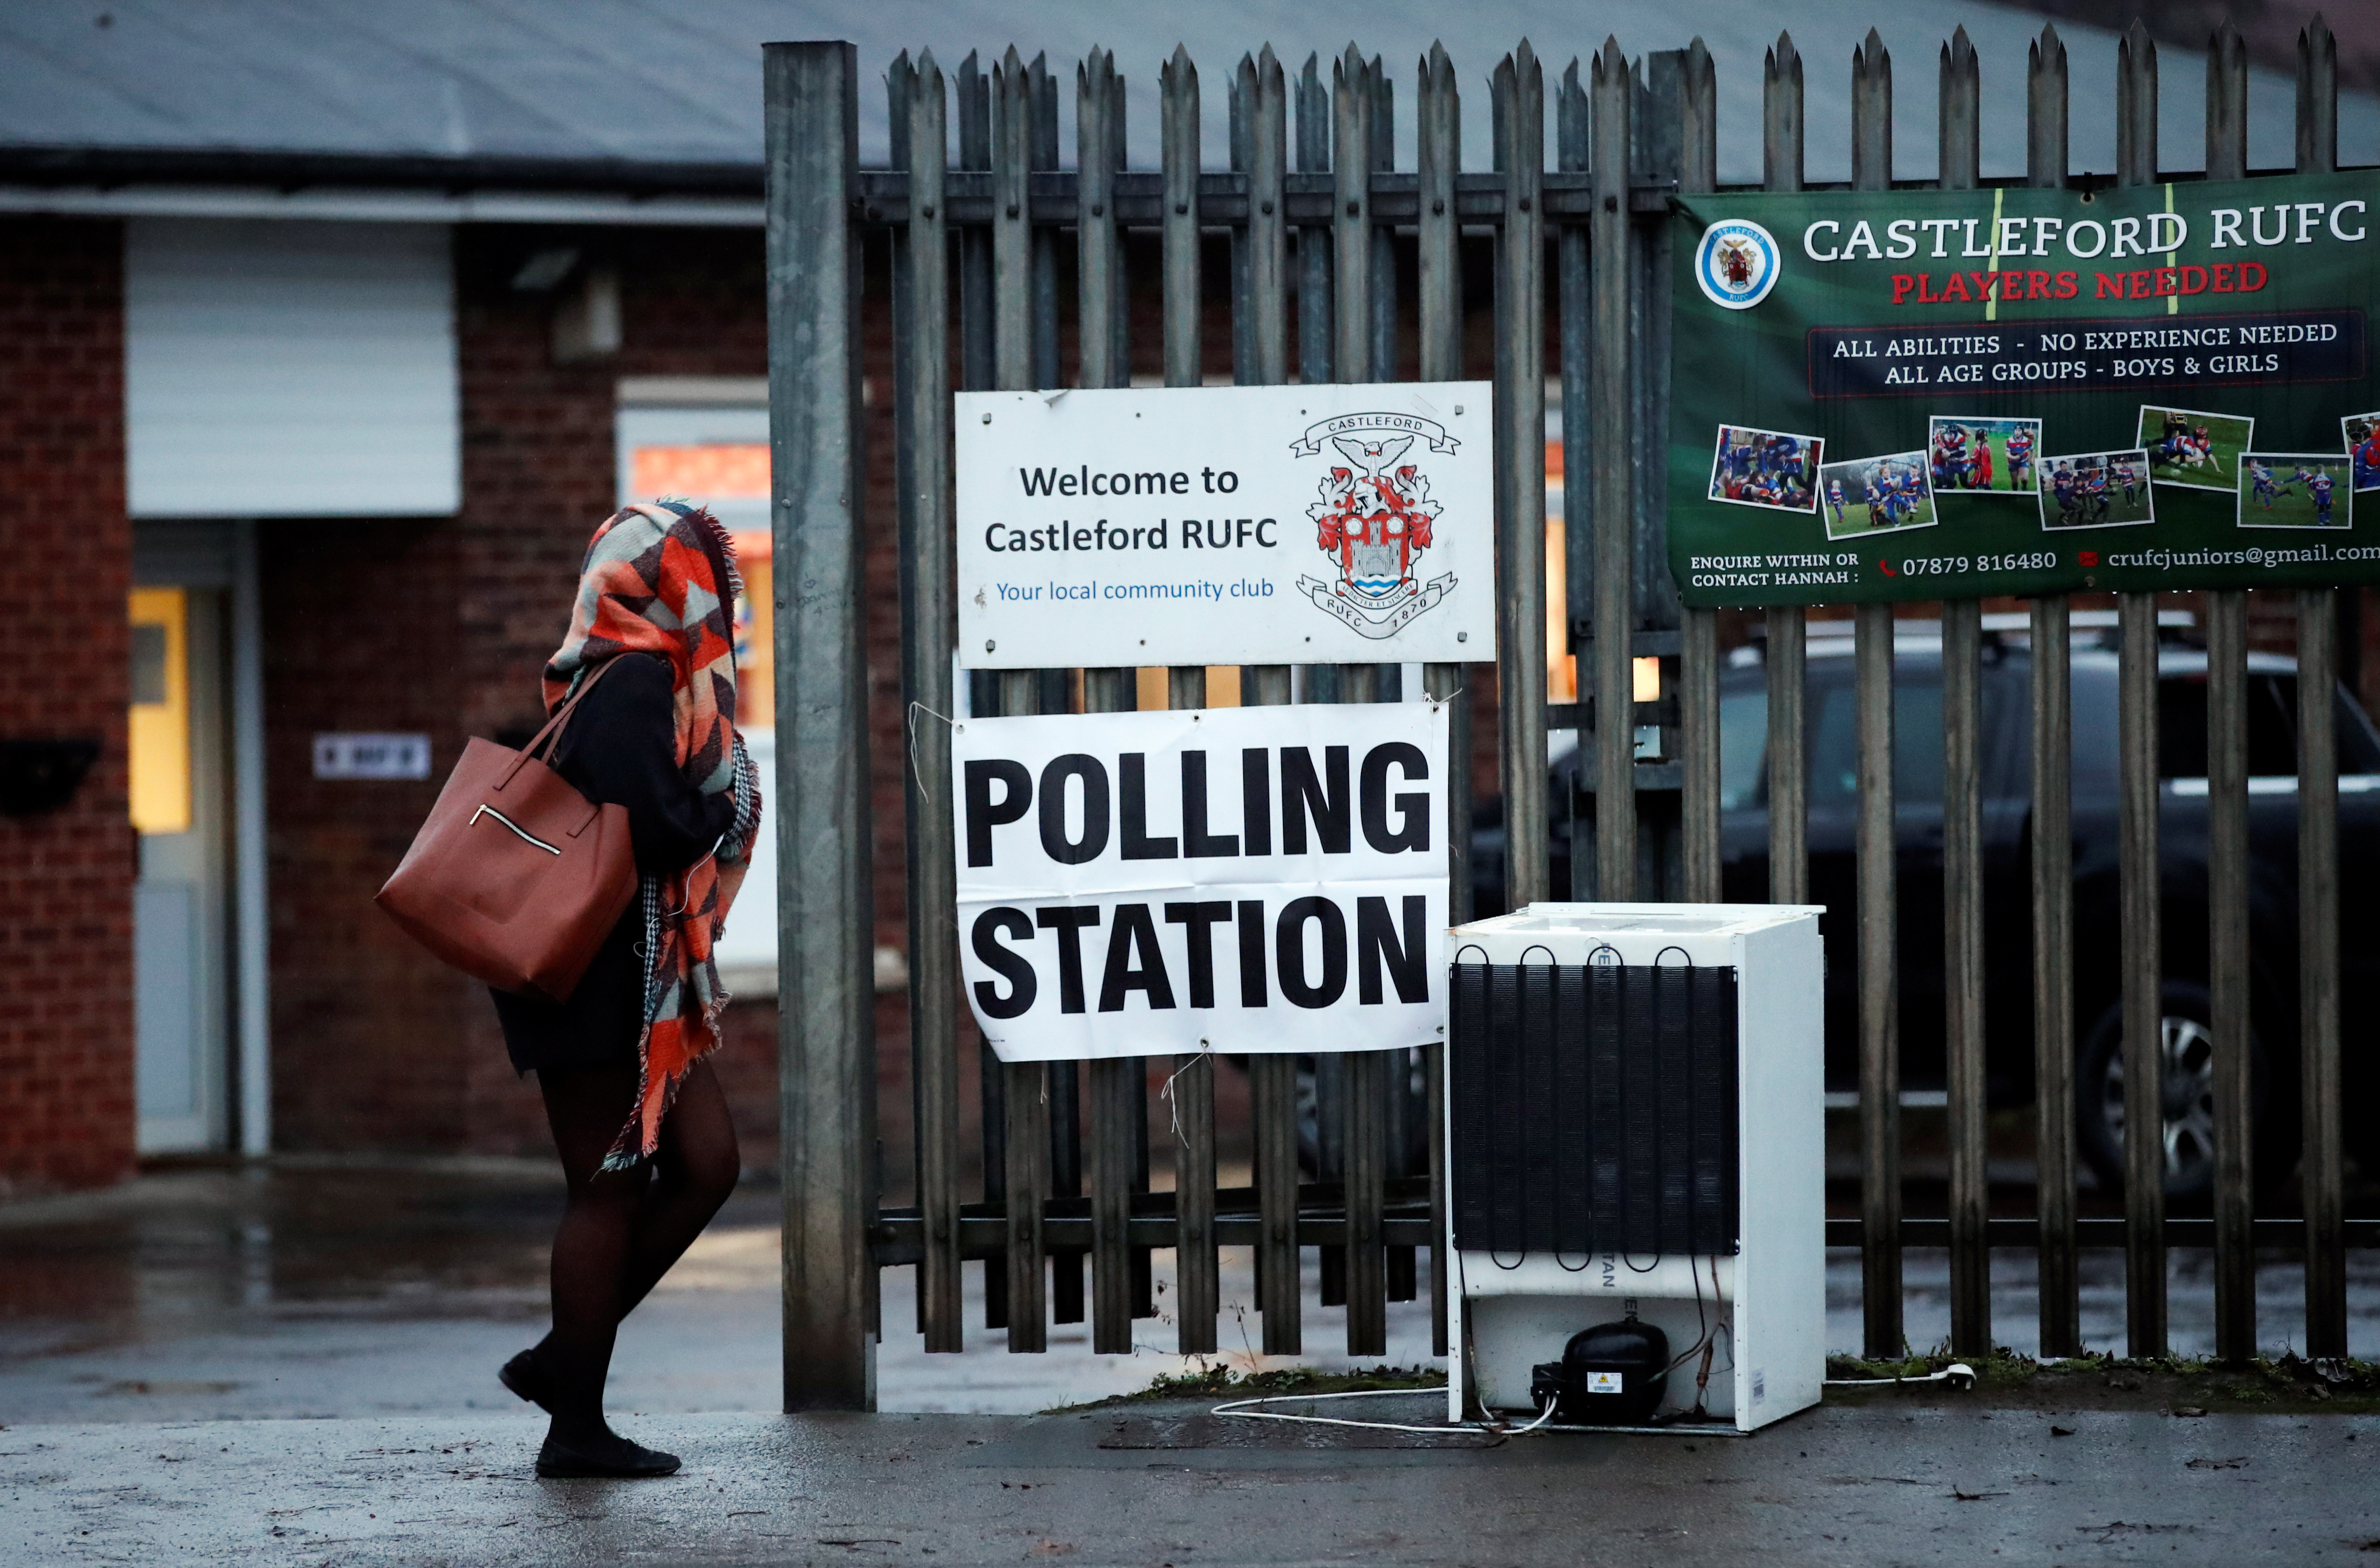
top-left (1443, 902), bottom-right (1825, 1433)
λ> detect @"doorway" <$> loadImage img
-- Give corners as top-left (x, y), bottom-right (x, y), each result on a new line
top-left (129, 581), bottom-right (231, 1153)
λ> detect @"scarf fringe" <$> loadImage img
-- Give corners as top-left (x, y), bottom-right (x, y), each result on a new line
top-left (599, 874), bottom-right (735, 1171)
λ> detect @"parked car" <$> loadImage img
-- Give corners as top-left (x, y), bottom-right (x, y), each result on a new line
top-left (1473, 617), bottom-right (2380, 1201)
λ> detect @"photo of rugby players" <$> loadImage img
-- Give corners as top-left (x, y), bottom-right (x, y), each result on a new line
top-left (1707, 425), bottom-right (1822, 513)
top-left (2237, 452), bottom-right (2351, 530)
top-left (2135, 405), bottom-right (2253, 493)
top-left (2040, 449), bottom-right (2154, 531)
top-left (1817, 451), bottom-right (1936, 541)
top-left (2342, 412), bottom-right (2380, 493)
top-left (1925, 415), bottom-right (2044, 523)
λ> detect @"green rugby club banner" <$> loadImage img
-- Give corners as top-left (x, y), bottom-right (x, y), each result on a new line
top-left (1665, 170), bottom-right (2380, 606)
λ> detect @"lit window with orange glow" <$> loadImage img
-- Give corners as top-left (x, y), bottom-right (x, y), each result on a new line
top-left (625, 443), bottom-right (774, 727)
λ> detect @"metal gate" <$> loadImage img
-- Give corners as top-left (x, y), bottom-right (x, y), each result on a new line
top-left (761, 21), bottom-right (2364, 1410)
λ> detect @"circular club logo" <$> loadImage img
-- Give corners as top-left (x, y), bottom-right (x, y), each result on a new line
top-left (1695, 219), bottom-right (1781, 310)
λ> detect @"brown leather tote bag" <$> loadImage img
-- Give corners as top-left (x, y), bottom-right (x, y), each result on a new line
top-left (376, 659), bottom-right (639, 1002)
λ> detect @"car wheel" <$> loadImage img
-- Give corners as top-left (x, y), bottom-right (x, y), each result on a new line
top-left (2076, 981), bottom-right (2274, 1206)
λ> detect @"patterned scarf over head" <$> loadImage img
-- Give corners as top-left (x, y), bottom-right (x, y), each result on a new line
top-left (544, 501), bottom-right (762, 1169)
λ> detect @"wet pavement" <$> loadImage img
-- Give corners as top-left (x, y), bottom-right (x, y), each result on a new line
top-left (3, 1161), bottom-right (2376, 1432)
top-left (7, 1403), bottom-right (2378, 1565)
top-left (6, 1161), bottom-right (2379, 1565)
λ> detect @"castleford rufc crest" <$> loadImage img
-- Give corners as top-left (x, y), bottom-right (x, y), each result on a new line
top-left (1695, 218), bottom-right (1781, 309)
top-left (1291, 412), bottom-right (1460, 639)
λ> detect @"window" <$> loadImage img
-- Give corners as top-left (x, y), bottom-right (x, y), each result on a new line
top-left (1808, 677), bottom-right (1945, 805)
top-left (1718, 687), bottom-right (1768, 809)
top-left (2158, 674), bottom-right (2303, 779)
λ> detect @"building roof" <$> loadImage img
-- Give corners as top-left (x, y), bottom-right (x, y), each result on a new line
top-left (3, 0), bottom-right (2372, 207)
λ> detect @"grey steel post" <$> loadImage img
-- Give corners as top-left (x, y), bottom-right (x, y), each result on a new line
top-left (1369, 59), bottom-right (1397, 383)
top-left (1587, 40), bottom-right (1633, 902)
top-left (2299, 589), bottom-right (2344, 1355)
top-left (2115, 20), bottom-right (2166, 1359)
top-left (1079, 664), bottom-right (1140, 1355)
top-left (2206, 586), bottom-right (2252, 1361)
top-left (1555, 60), bottom-right (1591, 896)
top-left (1243, 667), bottom-right (1302, 1352)
top-left (2026, 20), bottom-right (2080, 1361)
top-left (1234, 44), bottom-right (1301, 1357)
top-left (1343, 1045), bottom-right (1388, 1356)
top-left (1676, 39), bottom-right (1721, 903)
top-left (1167, 663), bottom-right (1220, 1355)
top-left (887, 51), bottom-right (919, 1334)
top-left (2029, 594), bottom-right (2079, 1355)
top-left (1078, 49), bottom-right (1124, 392)
top-left (1494, 44), bottom-right (1548, 911)
top-left (1288, 47), bottom-right (1338, 1310)
top-left (1326, 42), bottom-right (1388, 1355)
top-left (1333, 46), bottom-right (1373, 384)
top-left (957, 54), bottom-right (994, 398)
top-left (989, 48), bottom-right (1050, 1352)
top-left (1763, 34), bottom-right (1809, 907)
top-left (994, 49), bottom-right (1033, 394)
top-left (1943, 596), bottom-right (1988, 1355)
top-left (2203, 19), bottom-right (2254, 1366)
top-left (898, 50), bottom-right (963, 1355)
top-left (1417, 43), bottom-right (1463, 1358)
top-left (1157, 58), bottom-right (1218, 1356)
top-left (1936, 26), bottom-right (1988, 1360)
top-left (765, 38), bottom-right (875, 1412)
top-left (1076, 51), bottom-right (1140, 1360)
top-left (1245, 662), bottom-right (1303, 1353)
top-left (1029, 55), bottom-right (1061, 393)
top-left (1850, 28), bottom-right (1901, 1362)
top-left (2296, 13), bottom-right (2338, 180)
top-left (956, 61), bottom-right (1003, 1327)
top-left (2297, 17), bottom-right (2346, 1362)
top-left (1631, 57), bottom-right (1684, 901)
top-left (1297, 55), bottom-right (1333, 386)
top-left (1164, 47), bottom-right (1201, 389)
top-left (1244, 46), bottom-right (1288, 388)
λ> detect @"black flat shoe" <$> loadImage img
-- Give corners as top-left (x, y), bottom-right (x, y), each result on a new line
top-left (499, 1347), bottom-right (555, 1413)
top-left (536, 1431), bottom-right (682, 1479)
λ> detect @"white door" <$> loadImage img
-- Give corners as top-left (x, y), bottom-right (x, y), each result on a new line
top-left (130, 584), bottom-right (230, 1154)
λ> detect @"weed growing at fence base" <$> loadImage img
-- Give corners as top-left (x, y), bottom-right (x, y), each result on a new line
top-left (1822, 1347), bottom-right (2380, 1414)
top-left (1050, 1363), bottom-right (1446, 1412)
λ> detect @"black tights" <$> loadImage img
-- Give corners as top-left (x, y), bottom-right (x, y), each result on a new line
top-left (535, 1058), bottom-right (739, 1443)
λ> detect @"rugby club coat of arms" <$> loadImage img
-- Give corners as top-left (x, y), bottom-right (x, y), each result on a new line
top-left (1292, 411), bottom-right (1461, 639)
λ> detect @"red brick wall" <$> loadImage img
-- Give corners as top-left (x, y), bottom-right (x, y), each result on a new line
top-left (0, 218), bottom-right (137, 1196)
top-left (260, 520), bottom-right (476, 1151)
top-left (261, 225), bottom-right (915, 1167)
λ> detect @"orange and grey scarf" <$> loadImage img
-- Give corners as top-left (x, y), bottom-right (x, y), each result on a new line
top-left (544, 502), bottom-right (762, 1169)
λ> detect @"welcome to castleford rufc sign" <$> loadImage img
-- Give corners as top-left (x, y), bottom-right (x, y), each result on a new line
top-left (1666, 171), bottom-right (2380, 605)
top-left (955, 382), bottom-right (1496, 668)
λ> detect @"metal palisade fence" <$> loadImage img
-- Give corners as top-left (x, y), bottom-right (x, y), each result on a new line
top-left (761, 20), bottom-right (2363, 1410)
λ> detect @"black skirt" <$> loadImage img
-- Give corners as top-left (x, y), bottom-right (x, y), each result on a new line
top-left (491, 905), bottom-right (644, 1075)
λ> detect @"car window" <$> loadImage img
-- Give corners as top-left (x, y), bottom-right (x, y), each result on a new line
top-left (1719, 687), bottom-right (1768, 809)
top-left (2159, 675), bottom-right (2306, 778)
top-left (2343, 689), bottom-right (2380, 772)
top-left (1808, 676), bottom-right (1944, 806)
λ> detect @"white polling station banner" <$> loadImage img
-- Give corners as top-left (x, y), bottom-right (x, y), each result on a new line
top-left (955, 382), bottom-right (1494, 669)
top-left (953, 701), bottom-right (1450, 1062)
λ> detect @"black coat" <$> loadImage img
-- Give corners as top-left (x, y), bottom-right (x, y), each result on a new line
top-left (491, 652), bottom-right (736, 1075)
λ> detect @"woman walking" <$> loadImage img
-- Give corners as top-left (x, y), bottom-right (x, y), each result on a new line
top-left (491, 501), bottom-right (763, 1478)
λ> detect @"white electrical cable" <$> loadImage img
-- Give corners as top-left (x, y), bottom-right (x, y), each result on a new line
top-left (1823, 1362), bottom-right (1977, 1390)
top-left (1209, 1384), bottom-right (1556, 1439)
